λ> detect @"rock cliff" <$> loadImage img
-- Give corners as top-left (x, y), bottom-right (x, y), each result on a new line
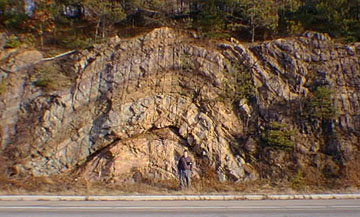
top-left (0, 28), bottom-right (359, 186)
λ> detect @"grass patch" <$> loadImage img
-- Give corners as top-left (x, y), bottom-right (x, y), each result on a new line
top-left (0, 80), bottom-right (8, 95)
top-left (62, 36), bottom-right (94, 50)
top-left (345, 159), bottom-right (360, 187)
top-left (0, 169), bottom-right (356, 195)
top-left (33, 62), bottom-right (72, 92)
top-left (4, 34), bottom-right (22, 49)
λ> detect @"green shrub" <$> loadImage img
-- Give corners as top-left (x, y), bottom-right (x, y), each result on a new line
top-left (290, 170), bottom-right (305, 190)
top-left (3, 12), bottom-right (28, 31)
top-left (261, 121), bottom-right (296, 149)
top-left (221, 62), bottom-right (254, 104)
top-left (4, 35), bottom-right (21, 48)
top-left (180, 53), bottom-right (193, 71)
top-left (193, 3), bottom-right (225, 36)
top-left (304, 86), bottom-right (337, 121)
top-left (62, 37), bottom-right (94, 50)
top-left (33, 79), bottom-right (51, 88)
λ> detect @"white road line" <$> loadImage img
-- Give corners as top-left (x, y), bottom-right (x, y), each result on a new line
top-left (333, 206), bottom-right (360, 208)
top-left (1, 194), bottom-right (360, 201)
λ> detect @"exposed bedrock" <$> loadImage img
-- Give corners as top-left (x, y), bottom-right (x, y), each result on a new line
top-left (0, 28), bottom-right (359, 184)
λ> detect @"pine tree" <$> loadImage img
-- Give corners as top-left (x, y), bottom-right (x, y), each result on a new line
top-left (192, 0), bottom-right (225, 36)
top-left (291, 0), bottom-right (359, 41)
top-left (239, 0), bottom-right (278, 42)
top-left (83, 0), bottom-right (126, 40)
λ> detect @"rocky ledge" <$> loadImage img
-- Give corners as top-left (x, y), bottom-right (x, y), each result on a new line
top-left (0, 28), bottom-right (359, 186)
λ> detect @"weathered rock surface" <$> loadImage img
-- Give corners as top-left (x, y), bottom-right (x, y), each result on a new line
top-left (0, 28), bottom-right (359, 185)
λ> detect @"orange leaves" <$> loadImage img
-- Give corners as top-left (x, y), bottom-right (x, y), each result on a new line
top-left (23, 1), bottom-right (55, 34)
top-left (34, 11), bottom-right (49, 21)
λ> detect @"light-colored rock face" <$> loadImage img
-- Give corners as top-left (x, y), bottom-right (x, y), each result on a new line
top-left (0, 28), bottom-right (359, 184)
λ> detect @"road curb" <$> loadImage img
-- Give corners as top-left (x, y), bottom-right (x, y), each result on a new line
top-left (0, 194), bottom-right (359, 201)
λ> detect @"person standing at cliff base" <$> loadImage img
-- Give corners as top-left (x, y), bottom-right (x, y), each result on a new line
top-left (177, 150), bottom-right (193, 190)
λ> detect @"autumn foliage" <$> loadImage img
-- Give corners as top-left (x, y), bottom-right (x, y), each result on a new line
top-left (0, 0), bottom-right (359, 49)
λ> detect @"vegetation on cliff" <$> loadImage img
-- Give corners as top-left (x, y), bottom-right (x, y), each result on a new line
top-left (0, 1), bottom-right (359, 195)
top-left (0, 0), bottom-right (359, 51)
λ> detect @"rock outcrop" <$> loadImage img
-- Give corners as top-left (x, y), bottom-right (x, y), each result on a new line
top-left (0, 28), bottom-right (359, 185)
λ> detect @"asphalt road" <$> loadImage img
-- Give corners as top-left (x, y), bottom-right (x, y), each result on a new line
top-left (0, 199), bottom-right (359, 217)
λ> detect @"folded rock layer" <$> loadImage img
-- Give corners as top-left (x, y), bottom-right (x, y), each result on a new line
top-left (0, 28), bottom-right (359, 184)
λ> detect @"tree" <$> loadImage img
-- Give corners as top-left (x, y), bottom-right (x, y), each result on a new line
top-left (308, 87), bottom-right (337, 121)
top-left (83, 0), bottom-right (126, 40)
top-left (239, 0), bottom-right (279, 42)
top-left (345, 0), bottom-right (360, 41)
top-left (24, 0), bottom-right (56, 47)
top-left (291, 0), bottom-right (360, 41)
top-left (275, 0), bottom-right (302, 35)
top-left (191, 0), bottom-right (225, 36)
top-left (121, 0), bottom-right (141, 13)
top-left (0, 0), bottom-right (28, 31)
top-left (262, 121), bottom-right (296, 149)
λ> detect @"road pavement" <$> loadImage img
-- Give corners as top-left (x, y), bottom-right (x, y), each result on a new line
top-left (0, 199), bottom-right (359, 217)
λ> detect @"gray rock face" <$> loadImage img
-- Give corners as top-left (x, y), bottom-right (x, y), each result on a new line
top-left (0, 28), bottom-right (359, 184)
top-left (0, 48), bottom-right (43, 153)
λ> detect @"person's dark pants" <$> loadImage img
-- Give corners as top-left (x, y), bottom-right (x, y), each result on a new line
top-left (179, 170), bottom-right (191, 189)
